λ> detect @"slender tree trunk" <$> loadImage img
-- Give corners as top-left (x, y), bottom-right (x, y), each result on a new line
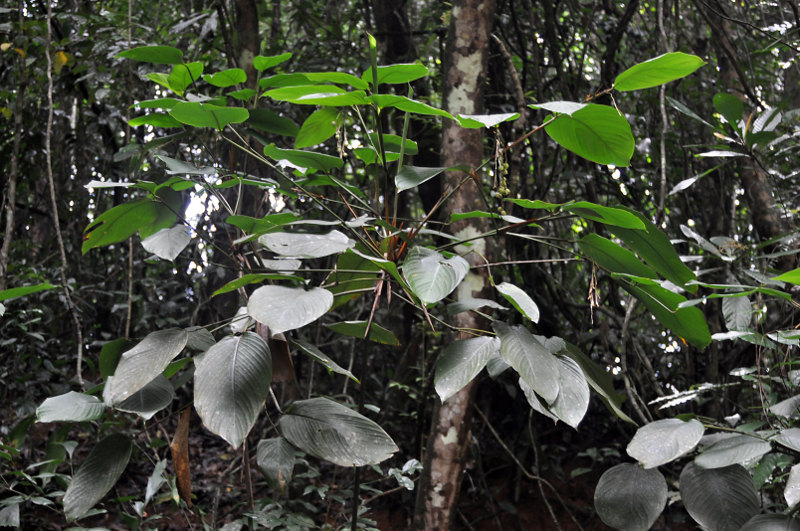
top-left (413, 1), bottom-right (495, 529)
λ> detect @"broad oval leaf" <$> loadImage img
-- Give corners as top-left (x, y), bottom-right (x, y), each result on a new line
top-left (740, 514), bottom-right (800, 531)
top-left (295, 107), bottom-right (339, 148)
top-left (493, 322), bottom-right (560, 404)
top-left (325, 321), bottom-right (400, 346)
top-left (264, 85), bottom-right (369, 106)
top-left (106, 329), bottom-right (188, 404)
top-left (204, 68), bottom-right (247, 88)
top-left (787, 464), bottom-right (800, 507)
top-left (626, 418), bottom-right (704, 468)
top-left (614, 52), bottom-right (706, 91)
top-left (402, 246), bottom-right (469, 304)
top-left (141, 224), bottom-right (191, 261)
top-left (117, 45), bottom-right (183, 64)
top-left (63, 433), bottom-right (132, 521)
top-left (278, 397), bottom-right (398, 466)
top-left (194, 332), bottom-right (272, 449)
top-left (247, 285), bottom-right (333, 335)
top-left (263, 143), bottom-right (343, 172)
top-left (115, 374), bottom-right (175, 420)
top-left (695, 434), bottom-right (771, 469)
top-left (544, 103), bottom-right (634, 167)
top-left (770, 394), bottom-right (800, 419)
top-left (253, 52), bottom-right (292, 71)
top-left (714, 93), bottom-right (744, 131)
top-left (680, 462), bottom-right (759, 531)
top-left (495, 282), bottom-right (539, 323)
top-left (594, 463), bottom-right (667, 531)
top-left (169, 102), bottom-right (249, 130)
top-left (37, 392), bottom-right (105, 423)
top-left (256, 437), bottom-right (296, 494)
top-left (434, 337), bottom-right (500, 402)
top-left (774, 428), bottom-right (800, 452)
top-left (372, 94), bottom-right (454, 119)
top-left (128, 113), bottom-right (182, 128)
top-left (549, 355), bottom-right (590, 429)
top-left (258, 230), bottom-right (354, 258)
top-left (362, 63), bottom-right (429, 86)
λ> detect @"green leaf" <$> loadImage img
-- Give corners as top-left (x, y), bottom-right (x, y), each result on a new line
top-left (372, 94), bottom-right (454, 119)
top-left (264, 85), bottom-right (369, 106)
top-left (327, 250), bottom-right (382, 309)
top-left (774, 428), bottom-right (800, 452)
top-left (295, 107), bottom-right (339, 148)
top-left (128, 113), bottom-right (182, 128)
top-left (169, 102), bottom-right (249, 130)
top-left (247, 285), bottom-right (333, 335)
top-left (564, 201), bottom-right (645, 229)
top-left (133, 97), bottom-right (181, 110)
top-left (278, 397), bottom-right (398, 466)
top-left (258, 230), bottom-right (354, 258)
top-left (542, 102), bottom-right (634, 166)
top-left (493, 322), bottom-right (560, 404)
top-left (434, 337), bottom-right (500, 402)
top-left (505, 198), bottom-right (561, 211)
top-left (771, 395), bottom-right (800, 419)
top-left (114, 374), bottom-right (174, 420)
top-left (99, 338), bottom-right (128, 379)
top-left (325, 321), bottom-right (400, 346)
top-left (495, 282), bottom-right (539, 323)
top-left (227, 88), bottom-right (257, 101)
top-left (548, 355), bottom-right (590, 429)
top-left (773, 267), bottom-right (800, 284)
top-left (787, 464), bottom-right (800, 507)
top-left (257, 437), bottom-right (296, 494)
top-left (203, 68), bottom-right (246, 88)
top-left (194, 332), bottom-right (272, 449)
top-left (105, 329), bottom-right (188, 404)
top-left (165, 62), bottom-right (203, 96)
top-left (614, 52), bottom-right (706, 91)
top-left (289, 339), bottom-right (358, 382)
top-left (365, 133), bottom-right (418, 155)
top-left (83, 199), bottom-right (160, 254)
top-left (253, 52), bottom-right (292, 71)
top-left (578, 233), bottom-right (658, 279)
top-left (611, 207), bottom-right (698, 291)
top-left (63, 433), bottom-right (132, 521)
top-left (246, 108), bottom-right (300, 137)
top-left (679, 463), bottom-right (759, 531)
top-left (117, 45), bottom-right (183, 64)
top-left (362, 63), bottom-right (429, 86)
top-left (36, 392), bottom-right (105, 423)
top-left (714, 93), bottom-right (744, 131)
top-left (263, 143), bottom-right (343, 172)
top-left (395, 165), bottom-right (468, 192)
top-left (722, 295), bottom-right (751, 331)
top-left (0, 283), bottom-right (57, 302)
top-left (141, 225), bottom-right (191, 261)
top-left (594, 463), bottom-right (667, 531)
top-left (627, 418), bottom-right (704, 468)
top-left (211, 273), bottom-right (302, 298)
top-left (455, 113), bottom-right (519, 128)
top-left (695, 435), bottom-right (771, 469)
top-left (402, 246), bottom-right (469, 304)
top-left (226, 212), bottom-right (299, 235)
top-left (144, 460), bottom-right (168, 507)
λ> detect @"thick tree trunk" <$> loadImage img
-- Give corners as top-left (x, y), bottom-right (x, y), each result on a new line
top-left (413, 1), bottom-right (495, 529)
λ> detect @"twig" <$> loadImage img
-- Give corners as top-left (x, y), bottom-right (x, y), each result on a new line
top-left (619, 297), bottom-right (652, 424)
top-left (45, 0), bottom-right (84, 388)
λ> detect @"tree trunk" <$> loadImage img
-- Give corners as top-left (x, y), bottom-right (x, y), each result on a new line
top-left (413, 1), bottom-right (495, 529)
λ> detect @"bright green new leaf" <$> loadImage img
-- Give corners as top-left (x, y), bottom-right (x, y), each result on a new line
top-left (278, 397), bottom-right (398, 466)
top-left (325, 321), bottom-right (401, 346)
top-left (714, 93), bottom-right (744, 131)
top-left (263, 143), bottom-right (343, 172)
top-left (773, 268), bottom-right (800, 284)
top-left (366, 133), bottom-right (418, 155)
top-left (264, 85), bottom-right (369, 106)
top-left (169, 102), bottom-right (249, 130)
top-left (37, 392), bottom-right (105, 423)
top-left (614, 52), bottom-right (706, 91)
top-left (133, 97), bottom-right (181, 110)
top-left (204, 68), bottom-right (247, 88)
top-left (165, 62), bottom-right (203, 96)
top-left (402, 246), bottom-right (470, 304)
top-left (505, 198), bottom-right (561, 211)
top-left (594, 464), bottom-right (667, 531)
top-left (543, 103), bottom-right (634, 166)
top-left (295, 107), bottom-right (339, 148)
top-left (362, 63), bottom-right (429, 86)
top-left (63, 433), bottom-right (132, 521)
top-left (564, 201), bottom-right (646, 229)
top-left (253, 52), bottom-right (292, 71)
top-left (117, 45), bottom-right (183, 64)
top-left (83, 199), bottom-right (163, 254)
top-left (227, 88), bottom-right (257, 101)
top-left (0, 283), bottom-right (57, 302)
top-left (456, 113), bottom-right (519, 128)
top-left (128, 113), bottom-right (182, 128)
top-left (194, 332), bottom-right (272, 449)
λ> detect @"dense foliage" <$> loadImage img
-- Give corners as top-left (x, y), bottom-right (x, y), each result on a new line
top-left (2, 0), bottom-right (800, 529)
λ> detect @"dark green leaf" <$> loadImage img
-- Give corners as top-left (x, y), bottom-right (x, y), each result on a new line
top-left (680, 463), bottom-right (759, 531)
top-left (289, 339), bottom-right (358, 382)
top-left (246, 108), bottom-right (300, 137)
top-left (295, 107), bottom-right (339, 148)
top-left (434, 337), bottom-right (500, 402)
top-left (362, 63), bottom-right (429, 85)
top-left (128, 113), bottom-right (182, 128)
top-left (626, 418), bottom-right (704, 468)
top-left (115, 374), bottom-right (175, 420)
top-left (325, 321), bottom-right (400, 346)
top-left (263, 143), bottom-right (343, 172)
top-left (257, 438), bottom-right (295, 494)
top-left (37, 392), bottom-right (105, 423)
top-left (714, 93), bottom-right (744, 131)
top-left (117, 45), bottom-right (183, 64)
top-left (565, 202), bottom-right (645, 229)
top-left (594, 463), bottom-right (667, 531)
top-left (372, 94), bottom-right (454, 119)
top-left (204, 68), bottom-right (247, 88)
